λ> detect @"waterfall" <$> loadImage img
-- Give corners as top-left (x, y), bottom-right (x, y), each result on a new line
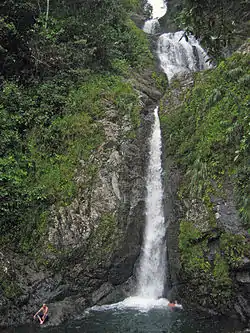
top-left (136, 106), bottom-right (166, 299)
top-left (90, 1), bottom-right (211, 312)
top-left (143, 0), bottom-right (166, 34)
top-left (135, 1), bottom-right (210, 301)
top-left (146, 0), bottom-right (167, 18)
top-left (143, 19), bottom-right (160, 34)
top-left (158, 31), bottom-right (211, 81)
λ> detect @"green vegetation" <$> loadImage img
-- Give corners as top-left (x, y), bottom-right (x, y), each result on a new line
top-left (179, 221), bottom-right (211, 276)
top-left (179, 221), bottom-right (233, 307)
top-left (179, 221), bottom-right (248, 282)
top-left (0, 263), bottom-right (23, 299)
top-left (1, 280), bottom-right (22, 299)
top-left (174, 0), bottom-right (249, 60)
top-left (0, 0), bottom-right (154, 251)
top-left (87, 213), bottom-right (118, 266)
top-left (178, 220), bottom-right (250, 307)
top-left (220, 233), bottom-right (247, 268)
top-left (161, 52), bottom-right (250, 226)
top-left (213, 254), bottom-right (231, 287)
top-left (161, 50), bottom-right (249, 309)
top-left (151, 72), bottom-right (168, 94)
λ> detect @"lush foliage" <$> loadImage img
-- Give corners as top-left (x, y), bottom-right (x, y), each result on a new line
top-left (0, 0), bottom-right (152, 80)
top-left (178, 221), bottom-right (250, 308)
top-left (175, 0), bottom-right (249, 60)
top-left (0, 0), bottom-right (153, 250)
top-left (220, 233), bottom-right (247, 268)
top-left (179, 221), bottom-right (211, 275)
top-left (162, 50), bottom-right (250, 310)
top-left (161, 52), bottom-right (250, 226)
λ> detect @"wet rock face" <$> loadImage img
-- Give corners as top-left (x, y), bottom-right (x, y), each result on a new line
top-left (210, 181), bottom-right (244, 234)
top-left (0, 70), bottom-right (160, 328)
top-left (162, 157), bottom-right (182, 295)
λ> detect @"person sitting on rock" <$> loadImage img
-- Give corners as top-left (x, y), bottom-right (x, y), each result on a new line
top-left (33, 303), bottom-right (49, 324)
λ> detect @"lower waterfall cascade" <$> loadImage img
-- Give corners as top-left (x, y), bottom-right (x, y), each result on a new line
top-left (136, 106), bottom-right (166, 299)
top-left (133, 0), bottom-right (211, 303)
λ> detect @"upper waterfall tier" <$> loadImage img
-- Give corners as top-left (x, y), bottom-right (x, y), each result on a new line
top-left (143, 0), bottom-right (167, 34)
top-left (143, 19), bottom-right (160, 34)
top-left (157, 31), bottom-right (211, 80)
top-left (147, 0), bottom-right (167, 19)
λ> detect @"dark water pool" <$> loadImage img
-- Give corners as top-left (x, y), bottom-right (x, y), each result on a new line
top-left (2, 306), bottom-right (245, 333)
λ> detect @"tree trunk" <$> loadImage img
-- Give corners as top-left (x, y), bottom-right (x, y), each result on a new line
top-left (45, 0), bottom-right (49, 29)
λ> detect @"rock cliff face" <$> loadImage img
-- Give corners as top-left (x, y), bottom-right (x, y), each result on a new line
top-left (0, 70), bottom-right (163, 328)
top-left (160, 47), bottom-right (250, 325)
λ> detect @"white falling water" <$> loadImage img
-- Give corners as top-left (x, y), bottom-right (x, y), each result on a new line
top-left (136, 106), bottom-right (166, 299)
top-left (143, 18), bottom-right (160, 34)
top-left (88, 106), bottom-right (169, 312)
top-left (143, 0), bottom-right (166, 34)
top-left (158, 31), bottom-right (211, 80)
top-left (146, 0), bottom-right (167, 18)
top-left (135, 0), bottom-right (211, 304)
top-left (89, 0), bottom-right (210, 313)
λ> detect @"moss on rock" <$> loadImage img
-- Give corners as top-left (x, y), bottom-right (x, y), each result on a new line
top-left (161, 52), bottom-right (250, 224)
top-left (87, 213), bottom-right (118, 266)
